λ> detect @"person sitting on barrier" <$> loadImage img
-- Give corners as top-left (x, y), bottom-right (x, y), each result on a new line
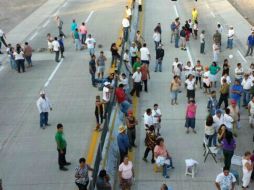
top-left (154, 137), bottom-right (175, 179)
top-left (115, 84), bottom-right (131, 116)
top-left (96, 169), bottom-right (112, 190)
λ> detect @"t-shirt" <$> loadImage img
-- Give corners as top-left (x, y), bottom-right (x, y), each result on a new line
top-left (241, 78), bottom-right (252, 90)
top-left (185, 79), bottom-right (195, 90)
top-left (85, 38), bottom-right (96, 49)
top-left (71, 22), bottom-right (77, 32)
top-left (74, 31), bottom-right (80, 39)
top-left (119, 161), bottom-right (133, 179)
top-left (209, 65), bottom-right (220, 75)
top-left (79, 25), bottom-right (87, 34)
top-left (223, 113), bottom-right (233, 130)
top-left (52, 40), bottom-right (60, 51)
top-left (132, 71), bottom-right (142, 82)
top-left (115, 87), bottom-right (126, 103)
top-left (215, 172), bottom-right (236, 190)
top-left (102, 87), bottom-right (110, 102)
top-left (235, 67), bottom-right (244, 79)
top-left (154, 144), bottom-right (167, 157)
top-left (97, 55), bottom-right (106, 66)
top-left (144, 112), bottom-right (153, 129)
top-left (140, 47), bottom-right (150, 61)
top-left (152, 108), bottom-right (162, 124)
top-left (133, 62), bottom-right (141, 72)
top-left (122, 18), bottom-right (130, 28)
top-left (130, 46), bottom-right (138, 57)
top-left (231, 84), bottom-right (243, 101)
top-left (13, 51), bottom-right (24, 60)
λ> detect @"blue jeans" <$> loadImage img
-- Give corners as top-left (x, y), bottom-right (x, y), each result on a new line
top-left (9, 58), bottom-right (16, 70)
top-left (90, 72), bottom-right (96, 86)
top-left (25, 56), bottom-right (32, 66)
top-left (155, 59), bottom-right (162, 72)
top-left (40, 112), bottom-right (48, 127)
top-left (227, 39), bottom-right (233, 49)
top-left (88, 48), bottom-right (95, 56)
top-left (175, 36), bottom-right (179, 48)
top-left (120, 100), bottom-right (131, 114)
top-left (123, 27), bottom-right (129, 42)
top-left (243, 89), bottom-right (250, 106)
top-left (171, 90), bottom-right (178, 101)
top-left (162, 157), bottom-right (174, 177)
top-left (74, 39), bottom-right (81, 50)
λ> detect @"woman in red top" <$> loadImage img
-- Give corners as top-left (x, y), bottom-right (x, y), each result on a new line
top-left (140, 63), bottom-right (150, 92)
top-left (185, 99), bottom-right (197, 134)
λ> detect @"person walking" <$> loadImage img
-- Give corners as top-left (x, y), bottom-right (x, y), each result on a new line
top-left (200, 30), bottom-right (205, 54)
top-left (36, 91), bottom-right (52, 129)
top-left (130, 42), bottom-right (138, 67)
top-left (194, 60), bottom-right (203, 88)
top-left (245, 32), bottom-right (254, 57)
top-left (85, 34), bottom-right (96, 56)
top-left (7, 44), bottom-right (16, 70)
top-left (248, 96), bottom-right (254, 128)
top-left (153, 30), bottom-right (161, 50)
top-left (0, 28), bottom-right (8, 54)
top-left (185, 74), bottom-right (196, 101)
top-left (204, 115), bottom-right (216, 147)
top-left (89, 55), bottom-right (97, 87)
top-left (58, 34), bottom-right (65, 58)
top-left (23, 42), bottom-right (33, 67)
top-left (207, 91), bottom-right (219, 116)
top-left (96, 169), bottom-right (112, 190)
top-left (231, 79), bottom-right (243, 108)
top-left (192, 8), bottom-right (198, 22)
top-left (227, 26), bottom-right (234, 49)
top-left (215, 166), bottom-right (236, 190)
top-left (212, 42), bottom-right (220, 62)
top-left (180, 26), bottom-right (187, 51)
top-left (213, 30), bottom-right (221, 49)
top-left (119, 156), bottom-right (134, 190)
top-left (75, 157), bottom-right (93, 190)
top-left (242, 151), bottom-right (253, 190)
top-left (170, 75), bottom-right (181, 105)
top-left (14, 45), bottom-right (25, 73)
top-left (110, 43), bottom-right (120, 67)
top-left (56, 16), bottom-right (66, 37)
top-left (222, 130), bottom-right (236, 170)
top-left (74, 28), bottom-right (81, 50)
top-left (55, 123), bottom-right (71, 171)
top-left (117, 125), bottom-right (130, 163)
top-left (242, 73), bottom-right (252, 108)
top-left (126, 110), bottom-right (138, 149)
top-left (143, 125), bottom-right (156, 163)
top-left (218, 78), bottom-right (230, 109)
top-left (152, 104), bottom-right (162, 135)
top-left (193, 20), bottom-right (198, 39)
top-left (71, 19), bottom-right (78, 42)
top-left (130, 67), bottom-right (142, 97)
top-left (122, 17), bottom-right (130, 42)
top-left (79, 22), bottom-right (88, 45)
top-left (96, 51), bottom-right (107, 79)
top-left (140, 62), bottom-right (150, 92)
top-left (209, 62), bottom-right (220, 88)
top-left (140, 43), bottom-right (151, 65)
top-left (52, 37), bottom-right (60, 62)
top-left (94, 95), bottom-right (103, 131)
top-left (155, 44), bottom-right (164, 72)
top-left (185, 99), bottom-right (197, 134)
top-left (170, 21), bottom-right (177, 43)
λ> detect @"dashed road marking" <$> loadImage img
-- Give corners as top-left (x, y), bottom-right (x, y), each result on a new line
top-left (42, 20), bottom-right (50, 28)
top-left (85, 11), bottom-right (94, 23)
top-left (44, 58), bottom-right (64, 87)
top-left (187, 47), bottom-right (194, 66)
top-left (29, 32), bottom-right (38, 41)
top-left (62, 2), bottom-right (68, 7)
top-left (173, 5), bottom-right (179, 17)
top-left (237, 49), bottom-right (247, 63)
top-left (210, 11), bottom-right (215, 18)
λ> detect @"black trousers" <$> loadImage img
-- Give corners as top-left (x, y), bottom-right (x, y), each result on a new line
top-left (142, 80), bottom-right (148, 92)
top-left (55, 51), bottom-right (60, 62)
top-left (130, 82), bottom-right (141, 97)
top-left (0, 36), bottom-right (7, 47)
top-left (127, 128), bottom-right (136, 147)
top-left (195, 76), bottom-right (202, 87)
top-left (144, 147), bottom-right (155, 161)
top-left (218, 93), bottom-right (228, 108)
top-left (131, 56), bottom-right (137, 67)
top-left (16, 59), bottom-right (25, 72)
top-left (95, 112), bottom-right (103, 124)
top-left (223, 149), bottom-right (234, 170)
top-left (57, 148), bottom-right (67, 168)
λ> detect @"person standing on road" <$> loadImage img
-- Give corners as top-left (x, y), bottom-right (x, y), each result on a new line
top-left (231, 79), bottom-right (243, 108)
top-left (130, 42), bottom-right (138, 67)
top-left (218, 78), bottom-right (230, 109)
top-left (74, 28), bottom-right (81, 50)
top-left (207, 91), bottom-right (219, 116)
top-left (58, 34), bottom-right (65, 58)
top-left (248, 96), bottom-right (254, 128)
top-left (79, 22), bottom-right (88, 45)
top-left (56, 16), bottom-right (66, 38)
top-left (170, 21), bottom-right (177, 43)
top-left (228, 99), bottom-right (240, 137)
top-left (23, 42), bottom-right (33, 68)
top-left (213, 30), bottom-right (221, 50)
top-left (126, 110), bottom-right (138, 149)
top-left (170, 75), bottom-right (181, 105)
top-left (36, 91), bottom-right (52, 129)
top-left (119, 156), bottom-right (134, 190)
top-left (209, 62), bottom-right (220, 88)
top-left (143, 125), bottom-right (156, 163)
top-left (117, 125), bottom-right (130, 163)
top-left (71, 19), bottom-right (78, 42)
top-left (85, 34), bottom-right (96, 56)
top-left (55, 123), bottom-right (71, 171)
top-left (152, 104), bottom-right (162, 135)
top-left (245, 31), bottom-right (254, 57)
top-left (75, 157), bottom-right (93, 190)
top-left (95, 95), bottom-right (103, 131)
top-left (96, 51), bottom-right (107, 79)
top-left (242, 73), bottom-right (252, 108)
top-left (7, 44), bottom-right (16, 70)
top-left (200, 30), bottom-right (205, 54)
top-left (52, 37), bottom-right (60, 62)
top-left (194, 60), bottom-right (203, 89)
top-left (110, 43), bottom-right (120, 67)
top-left (212, 42), bottom-right (220, 62)
top-left (89, 55), bottom-right (97, 87)
top-left (227, 26), bottom-right (234, 49)
top-left (144, 108), bottom-right (153, 130)
top-left (215, 166), bottom-right (236, 190)
top-left (122, 17), bottom-right (130, 42)
top-left (185, 74), bottom-right (196, 101)
top-left (14, 45), bottom-right (25, 73)
top-left (96, 169), bottom-right (112, 190)
top-left (153, 30), bottom-right (161, 50)
top-left (192, 8), bottom-right (198, 22)
top-left (180, 27), bottom-right (187, 51)
top-left (185, 99), bottom-right (197, 134)
top-left (140, 62), bottom-right (150, 92)
top-left (221, 130), bottom-right (236, 169)
top-left (140, 43), bottom-right (151, 65)
top-left (155, 44), bottom-right (164, 72)
top-left (130, 67), bottom-right (142, 97)
top-left (0, 28), bottom-right (8, 53)
top-left (154, 23), bottom-right (162, 42)
top-left (102, 82), bottom-right (112, 118)
top-left (242, 151), bottom-right (253, 190)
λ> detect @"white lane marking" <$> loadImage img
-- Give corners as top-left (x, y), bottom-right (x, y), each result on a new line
top-left (29, 32), bottom-right (38, 41)
top-left (44, 59), bottom-right (64, 87)
top-left (53, 10), bottom-right (60, 17)
top-left (42, 20), bottom-right (50, 28)
top-left (0, 66), bottom-right (4, 72)
top-left (85, 11), bottom-right (94, 23)
top-left (210, 11), bottom-right (215, 18)
top-left (237, 50), bottom-right (247, 63)
top-left (187, 47), bottom-right (194, 67)
top-left (62, 2), bottom-right (68, 7)
top-left (173, 5), bottom-right (179, 17)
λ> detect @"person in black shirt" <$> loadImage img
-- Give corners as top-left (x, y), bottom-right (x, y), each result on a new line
top-left (89, 55), bottom-right (97, 87)
top-left (155, 44), bottom-right (165, 72)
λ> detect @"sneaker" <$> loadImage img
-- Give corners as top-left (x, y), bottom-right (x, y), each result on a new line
top-left (64, 162), bottom-right (71, 166)
top-left (59, 167), bottom-right (68, 171)
top-left (151, 159), bottom-right (155, 164)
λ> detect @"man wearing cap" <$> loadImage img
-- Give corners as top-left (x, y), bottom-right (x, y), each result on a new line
top-left (36, 91), bottom-right (52, 129)
top-left (130, 67), bottom-right (142, 97)
top-left (117, 125), bottom-right (130, 162)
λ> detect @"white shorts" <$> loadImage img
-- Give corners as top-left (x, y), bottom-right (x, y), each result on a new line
top-left (209, 73), bottom-right (217, 82)
top-left (97, 66), bottom-right (105, 73)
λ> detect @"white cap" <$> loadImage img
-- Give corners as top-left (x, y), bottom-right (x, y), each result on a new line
top-left (40, 90), bottom-right (45, 95)
top-left (104, 82), bottom-right (110, 86)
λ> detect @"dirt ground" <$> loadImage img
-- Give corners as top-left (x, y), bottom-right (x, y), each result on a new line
top-left (228, 0), bottom-right (254, 26)
top-left (0, 0), bottom-right (47, 32)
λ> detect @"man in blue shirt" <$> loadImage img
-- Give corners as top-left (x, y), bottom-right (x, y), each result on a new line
top-left (117, 125), bottom-right (130, 162)
top-left (231, 79), bottom-right (243, 107)
top-left (245, 32), bottom-right (254, 56)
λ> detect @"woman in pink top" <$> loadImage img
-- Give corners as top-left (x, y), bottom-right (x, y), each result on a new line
top-left (118, 156), bottom-right (134, 190)
top-left (185, 99), bottom-right (197, 134)
top-left (154, 137), bottom-right (174, 179)
top-left (79, 22), bottom-right (88, 44)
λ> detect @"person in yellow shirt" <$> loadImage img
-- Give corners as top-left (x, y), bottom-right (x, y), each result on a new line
top-left (192, 8), bottom-right (198, 22)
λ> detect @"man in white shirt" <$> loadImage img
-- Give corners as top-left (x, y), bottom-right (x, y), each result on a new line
top-left (130, 67), bottom-right (142, 97)
top-left (144, 108), bottom-right (153, 130)
top-left (248, 96), bottom-right (254, 128)
top-left (172, 57), bottom-right (182, 76)
top-left (227, 26), bottom-right (234, 49)
top-left (36, 91), bottom-right (52, 129)
top-left (0, 29), bottom-right (7, 54)
top-left (235, 63), bottom-right (244, 82)
top-left (122, 17), bottom-right (130, 42)
top-left (85, 34), bottom-right (96, 56)
top-left (185, 74), bottom-right (196, 101)
top-left (153, 31), bottom-right (160, 50)
top-left (152, 104), bottom-right (162, 135)
top-left (130, 42), bottom-right (138, 67)
top-left (102, 82), bottom-right (111, 118)
top-left (213, 109), bottom-right (224, 132)
top-left (224, 108), bottom-right (234, 131)
top-left (52, 37), bottom-right (60, 62)
top-left (125, 6), bottom-right (132, 20)
top-left (140, 43), bottom-right (150, 65)
top-left (242, 73), bottom-right (252, 107)
top-left (215, 167), bottom-right (236, 190)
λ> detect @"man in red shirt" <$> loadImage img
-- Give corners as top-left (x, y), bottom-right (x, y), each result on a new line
top-left (115, 84), bottom-right (131, 114)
